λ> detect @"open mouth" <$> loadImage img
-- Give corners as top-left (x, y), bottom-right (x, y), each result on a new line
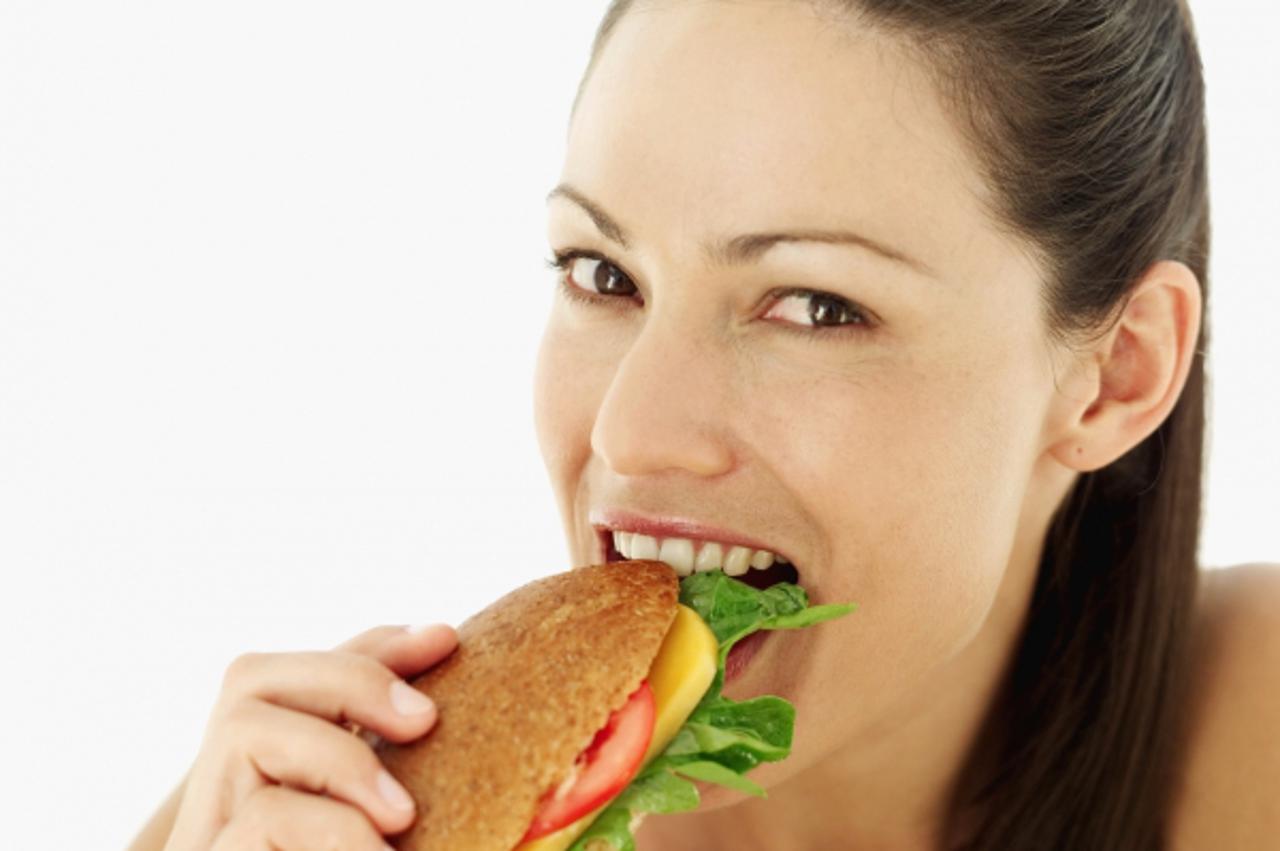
top-left (601, 529), bottom-right (801, 592)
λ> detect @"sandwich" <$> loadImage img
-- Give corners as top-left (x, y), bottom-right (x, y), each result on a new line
top-left (375, 559), bottom-right (855, 851)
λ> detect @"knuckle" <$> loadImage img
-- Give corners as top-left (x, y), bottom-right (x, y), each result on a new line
top-left (307, 749), bottom-right (349, 801)
top-left (220, 651), bottom-right (262, 692)
top-left (312, 797), bottom-right (382, 851)
top-left (336, 623), bottom-right (403, 654)
top-left (332, 648), bottom-right (379, 674)
top-left (367, 624), bottom-right (405, 643)
top-left (328, 723), bottom-right (387, 789)
top-left (209, 699), bottom-right (269, 767)
top-left (218, 757), bottom-right (389, 851)
top-left (215, 693), bottom-right (259, 740)
top-left (336, 803), bottom-right (379, 847)
top-left (239, 782), bottom-right (285, 825)
top-left (334, 650), bottom-right (395, 695)
top-left (359, 753), bottom-right (395, 800)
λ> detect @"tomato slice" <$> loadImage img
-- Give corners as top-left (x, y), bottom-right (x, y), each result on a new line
top-left (521, 680), bottom-right (656, 841)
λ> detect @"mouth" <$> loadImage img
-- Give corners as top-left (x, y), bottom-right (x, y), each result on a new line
top-left (591, 514), bottom-right (813, 686)
top-left (596, 526), bottom-right (801, 593)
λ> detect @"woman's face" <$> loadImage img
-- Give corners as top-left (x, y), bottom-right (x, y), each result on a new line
top-left (535, 0), bottom-right (1073, 806)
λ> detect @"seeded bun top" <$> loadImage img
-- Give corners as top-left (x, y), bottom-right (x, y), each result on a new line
top-left (378, 560), bottom-right (680, 851)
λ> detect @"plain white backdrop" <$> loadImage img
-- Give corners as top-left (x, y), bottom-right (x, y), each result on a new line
top-left (0, 1), bottom-right (1275, 847)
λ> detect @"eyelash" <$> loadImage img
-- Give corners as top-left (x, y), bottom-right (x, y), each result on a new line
top-left (544, 249), bottom-right (875, 340)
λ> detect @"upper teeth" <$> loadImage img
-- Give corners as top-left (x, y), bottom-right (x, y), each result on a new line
top-left (612, 531), bottom-right (788, 578)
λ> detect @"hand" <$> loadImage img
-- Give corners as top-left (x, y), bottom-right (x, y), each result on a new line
top-left (164, 623), bottom-right (458, 851)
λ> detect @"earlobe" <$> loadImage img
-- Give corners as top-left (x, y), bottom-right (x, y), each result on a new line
top-left (1047, 260), bottom-right (1202, 473)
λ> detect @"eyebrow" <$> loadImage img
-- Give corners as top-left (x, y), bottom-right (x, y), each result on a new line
top-left (546, 182), bottom-right (937, 280)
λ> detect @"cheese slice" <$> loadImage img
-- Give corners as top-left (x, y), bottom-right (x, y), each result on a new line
top-left (516, 604), bottom-right (719, 851)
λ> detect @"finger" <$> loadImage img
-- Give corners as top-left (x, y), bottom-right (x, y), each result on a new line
top-left (335, 623), bottom-right (460, 678)
top-left (210, 784), bottom-right (394, 851)
top-left (333, 624), bottom-right (417, 655)
top-left (219, 650), bottom-right (439, 744)
top-left (223, 699), bottom-right (418, 834)
top-left (373, 624), bottom-right (460, 679)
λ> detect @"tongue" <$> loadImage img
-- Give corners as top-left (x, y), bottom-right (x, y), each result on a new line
top-left (724, 630), bottom-right (768, 683)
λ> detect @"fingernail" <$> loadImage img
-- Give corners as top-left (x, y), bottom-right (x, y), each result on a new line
top-left (407, 622), bottom-right (448, 636)
top-left (376, 769), bottom-right (415, 812)
top-left (390, 680), bottom-right (435, 716)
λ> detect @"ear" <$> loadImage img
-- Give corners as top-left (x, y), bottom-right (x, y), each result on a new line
top-left (1047, 260), bottom-right (1203, 472)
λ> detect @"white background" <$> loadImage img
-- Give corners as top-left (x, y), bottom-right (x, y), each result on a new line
top-left (1, 2), bottom-right (1275, 847)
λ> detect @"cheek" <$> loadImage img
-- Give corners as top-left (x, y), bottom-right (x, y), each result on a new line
top-left (703, 355), bottom-right (1047, 802)
top-left (748, 343), bottom-right (1044, 674)
top-left (532, 314), bottom-right (622, 498)
top-left (533, 322), bottom-right (583, 486)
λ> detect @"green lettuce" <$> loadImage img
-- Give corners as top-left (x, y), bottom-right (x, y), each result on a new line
top-left (567, 570), bottom-right (856, 851)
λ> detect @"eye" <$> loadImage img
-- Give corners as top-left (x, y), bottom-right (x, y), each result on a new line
top-left (763, 289), bottom-right (873, 334)
top-left (546, 249), bottom-right (874, 338)
top-left (545, 250), bottom-right (639, 301)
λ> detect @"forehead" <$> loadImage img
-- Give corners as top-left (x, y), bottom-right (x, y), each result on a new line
top-left (563, 1), bottom-right (996, 277)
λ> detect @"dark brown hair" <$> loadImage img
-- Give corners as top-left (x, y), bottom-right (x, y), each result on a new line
top-left (576, 1), bottom-right (1210, 848)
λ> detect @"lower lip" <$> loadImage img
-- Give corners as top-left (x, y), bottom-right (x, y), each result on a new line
top-left (723, 630), bottom-right (769, 684)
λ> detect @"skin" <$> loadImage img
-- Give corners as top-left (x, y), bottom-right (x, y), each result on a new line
top-left (533, 1), bottom-right (1201, 848)
top-left (123, 3), bottom-right (1274, 848)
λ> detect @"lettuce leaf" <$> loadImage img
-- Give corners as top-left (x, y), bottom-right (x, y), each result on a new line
top-left (567, 571), bottom-right (855, 851)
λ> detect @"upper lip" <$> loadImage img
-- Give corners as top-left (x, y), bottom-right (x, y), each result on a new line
top-left (589, 507), bottom-right (796, 566)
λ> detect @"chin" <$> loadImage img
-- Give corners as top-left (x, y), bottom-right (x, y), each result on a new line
top-left (693, 782), bottom-right (751, 812)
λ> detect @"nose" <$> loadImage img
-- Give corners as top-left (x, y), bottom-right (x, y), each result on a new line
top-left (590, 313), bottom-right (736, 479)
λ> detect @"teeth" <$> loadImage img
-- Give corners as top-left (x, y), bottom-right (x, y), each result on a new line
top-left (694, 542), bottom-right (723, 573)
top-left (613, 531), bottom-right (785, 579)
top-left (657, 537), bottom-right (695, 577)
top-left (723, 546), bottom-right (752, 576)
top-left (629, 533), bottom-right (659, 560)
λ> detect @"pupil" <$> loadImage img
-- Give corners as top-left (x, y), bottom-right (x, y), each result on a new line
top-left (594, 261), bottom-right (628, 295)
top-left (810, 296), bottom-right (845, 326)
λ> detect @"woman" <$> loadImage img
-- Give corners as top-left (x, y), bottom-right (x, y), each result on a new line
top-left (134, 1), bottom-right (1278, 849)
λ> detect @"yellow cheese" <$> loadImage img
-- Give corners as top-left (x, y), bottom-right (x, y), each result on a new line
top-left (637, 604), bottom-right (720, 765)
top-left (515, 604), bottom-right (718, 851)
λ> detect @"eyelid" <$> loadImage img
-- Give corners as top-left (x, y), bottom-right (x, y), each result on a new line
top-left (548, 247), bottom-right (876, 337)
top-left (762, 287), bottom-right (879, 330)
top-left (549, 248), bottom-right (645, 302)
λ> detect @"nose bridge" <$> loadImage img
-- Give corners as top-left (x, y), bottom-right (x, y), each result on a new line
top-left (590, 304), bottom-right (736, 478)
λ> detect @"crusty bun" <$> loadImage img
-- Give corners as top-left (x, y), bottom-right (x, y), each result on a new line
top-left (377, 561), bottom-right (680, 851)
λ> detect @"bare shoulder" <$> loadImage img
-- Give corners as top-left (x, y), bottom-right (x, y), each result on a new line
top-left (1169, 563), bottom-right (1280, 850)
